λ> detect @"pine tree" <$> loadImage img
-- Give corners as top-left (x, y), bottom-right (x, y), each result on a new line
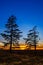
top-left (1, 15), bottom-right (22, 52)
top-left (24, 26), bottom-right (39, 50)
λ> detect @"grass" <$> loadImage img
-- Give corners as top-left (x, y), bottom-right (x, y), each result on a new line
top-left (0, 50), bottom-right (43, 65)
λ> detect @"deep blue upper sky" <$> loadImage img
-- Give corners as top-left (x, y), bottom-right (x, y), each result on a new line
top-left (0, 0), bottom-right (43, 42)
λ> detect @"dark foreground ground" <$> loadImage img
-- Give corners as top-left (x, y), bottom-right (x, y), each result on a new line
top-left (0, 50), bottom-right (43, 65)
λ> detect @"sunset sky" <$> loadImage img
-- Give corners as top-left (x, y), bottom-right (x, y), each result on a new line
top-left (0, 0), bottom-right (43, 43)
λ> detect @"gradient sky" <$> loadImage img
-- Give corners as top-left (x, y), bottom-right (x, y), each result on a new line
top-left (0, 0), bottom-right (43, 43)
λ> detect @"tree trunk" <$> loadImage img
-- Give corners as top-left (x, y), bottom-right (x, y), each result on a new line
top-left (10, 41), bottom-right (12, 53)
top-left (34, 40), bottom-right (36, 51)
top-left (10, 30), bottom-right (12, 53)
top-left (35, 45), bottom-right (36, 51)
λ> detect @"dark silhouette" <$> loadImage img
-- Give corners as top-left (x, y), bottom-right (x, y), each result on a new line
top-left (1, 15), bottom-right (22, 52)
top-left (24, 26), bottom-right (39, 50)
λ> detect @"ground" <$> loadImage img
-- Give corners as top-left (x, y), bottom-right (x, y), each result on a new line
top-left (0, 50), bottom-right (43, 65)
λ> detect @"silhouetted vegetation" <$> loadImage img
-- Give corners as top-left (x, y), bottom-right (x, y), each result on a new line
top-left (0, 50), bottom-right (43, 65)
top-left (0, 15), bottom-right (42, 65)
top-left (24, 26), bottom-right (39, 50)
top-left (1, 15), bottom-right (22, 52)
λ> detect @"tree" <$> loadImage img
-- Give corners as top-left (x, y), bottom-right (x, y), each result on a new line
top-left (1, 15), bottom-right (22, 52)
top-left (24, 26), bottom-right (39, 50)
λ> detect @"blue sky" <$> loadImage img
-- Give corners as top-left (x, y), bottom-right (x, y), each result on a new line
top-left (0, 0), bottom-right (43, 42)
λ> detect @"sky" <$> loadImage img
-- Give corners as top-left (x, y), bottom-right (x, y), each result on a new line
top-left (0, 0), bottom-right (43, 43)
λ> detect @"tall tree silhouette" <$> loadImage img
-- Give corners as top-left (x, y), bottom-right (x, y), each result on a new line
top-left (1, 15), bottom-right (22, 52)
top-left (24, 26), bottom-right (39, 50)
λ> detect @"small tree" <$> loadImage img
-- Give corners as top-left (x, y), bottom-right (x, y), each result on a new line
top-left (24, 26), bottom-right (39, 50)
top-left (32, 26), bottom-right (39, 50)
top-left (1, 15), bottom-right (22, 52)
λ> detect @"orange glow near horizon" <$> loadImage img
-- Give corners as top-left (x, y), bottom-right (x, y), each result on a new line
top-left (0, 42), bottom-right (43, 50)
